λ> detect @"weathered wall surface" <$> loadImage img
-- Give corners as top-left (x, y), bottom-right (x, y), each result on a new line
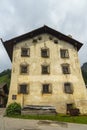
top-left (7, 34), bottom-right (87, 114)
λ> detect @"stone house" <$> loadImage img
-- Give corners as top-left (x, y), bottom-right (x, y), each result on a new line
top-left (3, 25), bottom-right (87, 113)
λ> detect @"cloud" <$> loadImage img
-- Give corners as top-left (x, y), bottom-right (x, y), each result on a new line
top-left (0, 0), bottom-right (87, 72)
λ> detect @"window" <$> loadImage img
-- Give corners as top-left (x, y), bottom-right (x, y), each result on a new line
top-left (60, 49), bottom-right (69, 58)
top-left (54, 39), bottom-right (58, 44)
top-left (62, 64), bottom-right (70, 74)
top-left (33, 39), bottom-right (37, 43)
top-left (42, 84), bottom-right (52, 94)
top-left (20, 64), bottom-right (28, 74)
top-left (12, 95), bottom-right (17, 100)
top-left (64, 83), bottom-right (73, 94)
top-left (21, 48), bottom-right (30, 57)
top-left (66, 104), bottom-right (73, 112)
top-left (41, 48), bottom-right (49, 58)
top-left (18, 84), bottom-right (29, 94)
top-left (42, 65), bottom-right (50, 74)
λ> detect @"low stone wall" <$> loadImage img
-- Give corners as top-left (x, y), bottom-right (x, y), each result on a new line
top-left (21, 105), bottom-right (57, 115)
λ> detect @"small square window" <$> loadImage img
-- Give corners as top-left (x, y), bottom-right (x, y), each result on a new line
top-left (62, 64), bottom-right (70, 74)
top-left (12, 95), bottom-right (17, 100)
top-left (18, 84), bottom-right (29, 94)
top-left (60, 49), bottom-right (69, 58)
top-left (20, 65), bottom-right (28, 74)
top-left (41, 48), bottom-right (49, 58)
top-left (33, 39), bottom-right (37, 43)
top-left (42, 84), bottom-right (52, 94)
top-left (64, 83), bottom-right (73, 94)
top-left (42, 65), bottom-right (50, 74)
top-left (21, 48), bottom-right (30, 57)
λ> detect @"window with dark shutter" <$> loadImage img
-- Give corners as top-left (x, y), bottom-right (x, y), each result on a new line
top-left (18, 84), bottom-right (29, 94)
top-left (21, 48), bottom-right (30, 57)
top-left (42, 84), bottom-right (52, 94)
top-left (41, 48), bottom-right (49, 58)
top-left (62, 64), bottom-right (70, 74)
top-left (64, 83), bottom-right (73, 94)
top-left (60, 49), bottom-right (69, 58)
top-left (42, 65), bottom-right (50, 74)
top-left (20, 65), bottom-right (28, 74)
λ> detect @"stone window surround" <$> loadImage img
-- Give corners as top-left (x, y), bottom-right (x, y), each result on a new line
top-left (21, 48), bottom-right (30, 57)
top-left (20, 63), bottom-right (29, 74)
top-left (42, 83), bottom-right (52, 94)
top-left (60, 49), bottom-right (69, 58)
top-left (41, 48), bottom-right (50, 58)
top-left (61, 63), bottom-right (70, 74)
top-left (41, 64), bottom-right (50, 74)
top-left (64, 82), bottom-right (73, 94)
top-left (18, 83), bottom-right (29, 94)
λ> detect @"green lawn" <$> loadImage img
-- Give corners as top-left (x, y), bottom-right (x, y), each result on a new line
top-left (7, 114), bottom-right (87, 124)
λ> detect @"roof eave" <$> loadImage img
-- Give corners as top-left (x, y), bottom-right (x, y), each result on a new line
top-left (3, 25), bottom-right (83, 61)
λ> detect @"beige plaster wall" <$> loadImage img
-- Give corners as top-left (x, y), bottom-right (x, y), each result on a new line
top-left (7, 34), bottom-right (87, 114)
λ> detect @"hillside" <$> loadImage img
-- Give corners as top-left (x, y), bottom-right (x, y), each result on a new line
top-left (0, 69), bottom-right (11, 88)
top-left (81, 63), bottom-right (87, 85)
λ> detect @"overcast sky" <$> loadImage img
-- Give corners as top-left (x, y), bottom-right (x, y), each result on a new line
top-left (0, 0), bottom-right (87, 72)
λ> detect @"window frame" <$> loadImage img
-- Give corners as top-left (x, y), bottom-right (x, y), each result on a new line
top-left (41, 48), bottom-right (49, 58)
top-left (62, 64), bottom-right (70, 74)
top-left (64, 82), bottom-right (73, 94)
top-left (60, 49), bottom-right (69, 58)
top-left (21, 48), bottom-right (30, 57)
top-left (20, 64), bottom-right (29, 74)
top-left (41, 65), bottom-right (50, 74)
top-left (42, 84), bottom-right (52, 94)
top-left (18, 84), bottom-right (29, 94)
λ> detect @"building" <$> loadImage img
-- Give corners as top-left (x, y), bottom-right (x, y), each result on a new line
top-left (0, 83), bottom-right (8, 107)
top-left (3, 25), bottom-right (87, 114)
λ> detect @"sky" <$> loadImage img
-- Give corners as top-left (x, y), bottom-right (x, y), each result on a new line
top-left (0, 0), bottom-right (87, 72)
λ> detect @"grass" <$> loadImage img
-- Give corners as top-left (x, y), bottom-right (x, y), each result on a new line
top-left (6, 114), bottom-right (87, 124)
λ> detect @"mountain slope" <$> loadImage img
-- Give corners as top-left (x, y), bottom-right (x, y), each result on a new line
top-left (81, 63), bottom-right (87, 85)
top-left (0, 69), bottom-right (11, 88)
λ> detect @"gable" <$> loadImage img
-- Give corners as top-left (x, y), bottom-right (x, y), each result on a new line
top-left (2, 25), bottom-right (83, 61)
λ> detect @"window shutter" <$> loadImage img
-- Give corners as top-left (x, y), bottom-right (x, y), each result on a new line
top-left (47, 49), bottom-right (49, 57)
top-left (48, 66), bottom-right (50, 74)
top-left (65, 50), bottom-right (69, 58)
top-left (49, 84), bottom-right (52, 93)
top-left (60, 49), bottom-right (69, 58)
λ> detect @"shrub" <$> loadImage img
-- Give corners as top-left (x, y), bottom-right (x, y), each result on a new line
top-left (69, 108), bottom-right (80, 116)
top-left (6, 102), bottom-right (21, 116)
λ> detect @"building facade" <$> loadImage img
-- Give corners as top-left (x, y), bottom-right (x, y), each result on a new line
top-left (3, 25), bottom-right (87, 114)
